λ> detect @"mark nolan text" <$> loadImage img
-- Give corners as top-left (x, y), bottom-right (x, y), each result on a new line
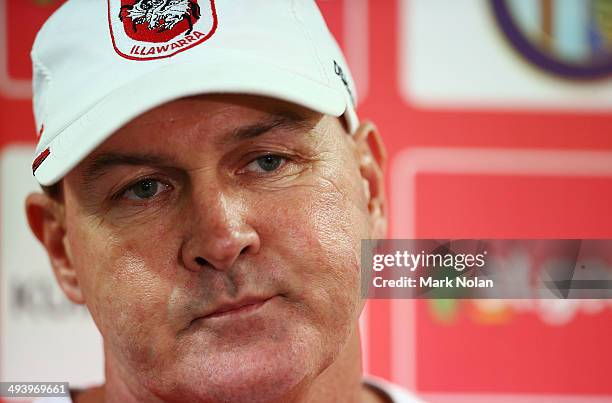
top-left (373, 276), bottom-right (494, 288)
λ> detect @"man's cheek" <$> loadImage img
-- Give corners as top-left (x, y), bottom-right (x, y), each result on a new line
top-left (70, 229), bottom-right (173, 344)
top-left (309, 175), bottom-right (365, 307)
top-left (264, 176), bottom-right (362, 302)
top-left (313, 174), bottom-right (366, 259)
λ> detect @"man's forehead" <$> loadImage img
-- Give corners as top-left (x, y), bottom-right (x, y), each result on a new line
top-left (119, 94), bottom-right (321, 129)
top-left (85, 112), bottom-right (315, 168)
top-left (96, 97), bottom-right (322, 156)
top-left (74, 96), bottom-right (335, 185)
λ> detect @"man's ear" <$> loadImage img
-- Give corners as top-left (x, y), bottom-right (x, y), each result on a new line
top-left (353, 121), bottom-right (387, 238)
top-left (25, 192), bottom-right (85, 304)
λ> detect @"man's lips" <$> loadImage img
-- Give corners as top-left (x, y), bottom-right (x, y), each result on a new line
top-left (194, 296), bottom-right (276, 322)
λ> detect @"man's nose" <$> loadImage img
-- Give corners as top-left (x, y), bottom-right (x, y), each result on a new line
top-left (180, 188), bottom-right (260, 272)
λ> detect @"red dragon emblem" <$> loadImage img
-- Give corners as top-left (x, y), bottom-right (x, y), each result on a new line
top-left (108, 0), bottom-right (217, 60)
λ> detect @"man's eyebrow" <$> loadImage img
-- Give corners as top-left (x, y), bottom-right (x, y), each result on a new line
top-left (222, 111), bottom-right (315, 144)
top-left (79, 111), bottom-right (315, 187)
top-left (80, 153), bottom-right (171, 188)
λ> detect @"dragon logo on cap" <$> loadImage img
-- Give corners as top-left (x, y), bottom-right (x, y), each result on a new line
top-left (119, 0), bottom-right (201, 36)
top-left (108, 0), bottom-right (217, 60)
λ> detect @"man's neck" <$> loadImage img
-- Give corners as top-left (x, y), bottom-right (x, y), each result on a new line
top-left (300, 324), bottom-right (367, 403)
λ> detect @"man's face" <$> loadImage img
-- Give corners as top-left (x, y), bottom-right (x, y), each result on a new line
top-left (55, 95), bottom-right (380, 401)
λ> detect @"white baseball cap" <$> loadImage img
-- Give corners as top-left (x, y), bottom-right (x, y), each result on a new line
top-left (31, 0), bottom-right (359, 186)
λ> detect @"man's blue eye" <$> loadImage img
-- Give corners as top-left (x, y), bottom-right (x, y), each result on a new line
top-left (254, 155), bottom-right (283, 172)
top-left (123, 179), bottom-right (164, 200)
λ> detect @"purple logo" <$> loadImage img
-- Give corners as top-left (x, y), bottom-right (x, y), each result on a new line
top-left (491, 0), bottom-right (612, 79)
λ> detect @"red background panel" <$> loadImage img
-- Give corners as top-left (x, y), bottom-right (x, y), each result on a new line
top-left (416, 174), bottom-right (612, 239)
top-left (416, 299), bottom-right (612, 394)
top-left (413, 173), bottom-right (612, 394)
top-left (6, 1), bottom-right (63, 80)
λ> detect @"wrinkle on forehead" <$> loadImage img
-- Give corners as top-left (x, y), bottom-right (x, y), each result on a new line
top-left (75, 95), bottom-right (335, 186)
top-left (117, 94), bottom-right (321, 130)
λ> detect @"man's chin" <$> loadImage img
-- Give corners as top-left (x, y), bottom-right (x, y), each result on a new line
top-left (166, 343), bottom-right (318, 403)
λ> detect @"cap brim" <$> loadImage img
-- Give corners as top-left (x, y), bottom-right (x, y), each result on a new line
top-left (34, 56), bottom-right (350, 186)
